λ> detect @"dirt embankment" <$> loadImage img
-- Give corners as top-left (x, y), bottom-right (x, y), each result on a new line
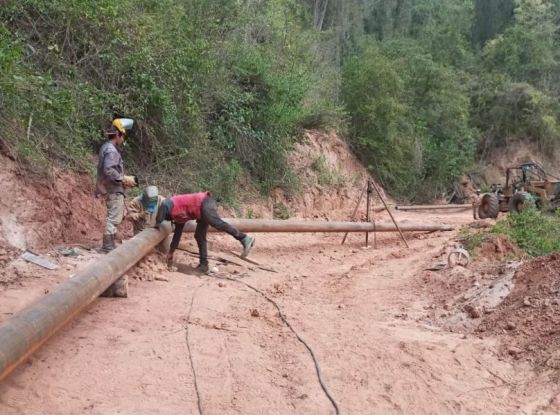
top-left (242, 130), bottom-right (384, 220)
top-left (0, 129), bottom-right (380, 252)
top-left (479, 254), bottom-right (560, 365)
top-left (0, 157), bottom-right (105, 250)
top-left (480, 138), bottom-right (560, 186)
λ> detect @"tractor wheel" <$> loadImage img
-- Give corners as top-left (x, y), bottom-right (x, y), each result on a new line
top-left (478, 193), bottom-right (499, 219)
top-left (508, 192), bottom-right (535, 214)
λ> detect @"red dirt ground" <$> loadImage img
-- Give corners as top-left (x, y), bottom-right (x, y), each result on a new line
top-left (2, 133), bottom-right (560, 414)
top-left (1, 209), bottom-right (560, 414)
top-left (477, 253), bottom-right (560, 366)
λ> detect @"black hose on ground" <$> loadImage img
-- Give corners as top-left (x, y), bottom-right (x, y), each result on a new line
top-left (206, 273), bottom-right (342, 415)
top-left (185, 282), bottom-right (206, 415)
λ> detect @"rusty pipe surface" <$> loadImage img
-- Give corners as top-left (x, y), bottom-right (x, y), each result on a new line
top-left (0, 224), bottom-right (172, 382)
top-left (183, 219), bottom-right (454, 233)
top-left (396, 204), bottom-right (471, 211)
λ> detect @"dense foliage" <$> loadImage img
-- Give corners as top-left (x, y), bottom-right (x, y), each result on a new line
top-left (1, 0), bottom-right (560, 202)
top-left (0, 0), bottom-right (338, 202)
top-left (338, 0), bottom-right (560, 201)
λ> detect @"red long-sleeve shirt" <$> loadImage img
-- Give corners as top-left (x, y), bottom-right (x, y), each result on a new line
top-left (170, 192), bottom-right (210, 223)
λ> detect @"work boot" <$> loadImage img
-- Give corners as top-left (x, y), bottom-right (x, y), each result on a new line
top-left (100, 275), bottom-right (128, 298)
top-left (196, 263), bottom-right (209, 273)
top-left (101, 234), bottom-right (116, 253)
top-left (240, 236), bottom-right (255, 258)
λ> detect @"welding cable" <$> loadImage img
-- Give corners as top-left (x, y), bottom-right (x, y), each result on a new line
top-left (185, 282), bottom-right (206, 415)
top-left (208, 274), bottom-right (342, 415)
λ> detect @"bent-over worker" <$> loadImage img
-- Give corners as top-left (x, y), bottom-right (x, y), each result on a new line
top-left (156, 192), bottom-right (255, 273)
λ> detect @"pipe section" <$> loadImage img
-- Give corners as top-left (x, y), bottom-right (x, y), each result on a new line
top-left (183, 218), bottom-right (455, 233)
top-left (0, 224), bottom-right (172, 382)
top-left (0, 218), bottom-right (453, 382)
top-left (396, 204), bottom-right (471, 211)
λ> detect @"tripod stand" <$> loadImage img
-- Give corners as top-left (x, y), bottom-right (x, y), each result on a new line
top-left (341, 179), bottom-right (409, 249)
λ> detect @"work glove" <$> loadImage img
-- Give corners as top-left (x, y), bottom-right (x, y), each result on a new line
top-left (123, 175), bottom-right (139, 188)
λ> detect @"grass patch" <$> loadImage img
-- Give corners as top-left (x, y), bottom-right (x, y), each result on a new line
top-left (457, 226), bottom-right (493, 255)
top-left (460, 209), bottom-right (560, 258)
top-left (493, 209), bottom-right (560, 257)
top-left (310, 155), bottom-right (346, 188)
top-left (273, 202), bottom-right (291, 220)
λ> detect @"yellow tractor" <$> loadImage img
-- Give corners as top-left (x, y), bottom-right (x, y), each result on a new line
top-left (478, 163), bottom-right (560, 219)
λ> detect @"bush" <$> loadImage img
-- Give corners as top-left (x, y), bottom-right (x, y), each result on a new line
top-left (472, 81), bottom-right (560, 154)
top-left (458, 226), bottom-right (493, 255)
top-left (310, 155), bottom-right (346, 188)
top-left (493, 209), bottom-right (560, 257)
top-left (342, 42), bottom-right (477, 201)
top-left (0, 0), bottom-right (342, 203)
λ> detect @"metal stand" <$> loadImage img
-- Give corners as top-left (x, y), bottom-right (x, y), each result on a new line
top-left (341, 182), bottom-right (367, 246)
top-left (342, 179), bottom-right (408, 249)
top-left (371, 180), bottom-right (409, 249)
top-left (366, 180), bottom-right (373, 247)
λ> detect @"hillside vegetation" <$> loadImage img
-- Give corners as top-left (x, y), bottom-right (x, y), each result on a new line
top-left (1, 0), bottom-right (560, 202)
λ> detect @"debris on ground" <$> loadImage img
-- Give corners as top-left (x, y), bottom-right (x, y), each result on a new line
top-left (425, 263), bottom-right (447, 271)
top-left (21, 251), bottom-right (59, 270)
top-left (426, 247), bottom-right (560, 368)
top-left (54, 246), bottom-right (82, 257)
top-left (473, 234), bottom-right (522, 263)
top-left (0, 246), bottom-right (20, 267)
top-left (475, 253), bottom-right (560, 365)
top-left (128, 252), bottom-right (168, 281)
top-left (0, 246), bottom-right (21, 284)
top-left (447, 248), bottom-right (470, 267)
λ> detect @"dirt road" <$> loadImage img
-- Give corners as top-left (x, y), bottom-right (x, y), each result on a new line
top-left (0, 210), bottom-right (559, 414)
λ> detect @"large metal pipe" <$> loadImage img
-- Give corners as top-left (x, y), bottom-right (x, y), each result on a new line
top-left (0, 224), bottom-right (172, 382)
top-left (0, 218), bottom-right (452, 383)
top-left (183, 219), bottom-right (455, 232)
top-left (395, 204), bottom-right (471, 211)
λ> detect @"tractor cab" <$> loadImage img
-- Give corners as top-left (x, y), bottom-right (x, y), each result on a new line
top-left (478, 162), bottom-right (560, 219)
top-left (504, 163), bottom-right (547, 196)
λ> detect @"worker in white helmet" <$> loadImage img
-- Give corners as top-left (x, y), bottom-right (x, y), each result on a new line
top-left (128, 185), bottom-right (166, 235)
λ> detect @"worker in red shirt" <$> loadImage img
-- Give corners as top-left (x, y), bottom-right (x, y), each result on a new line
top-left (156, 192), bottom-right (255, 272)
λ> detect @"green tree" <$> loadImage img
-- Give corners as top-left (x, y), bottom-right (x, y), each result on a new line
top-left (473, 0), bottom-right (515, 46)
top-left (482, 0), bottom-right (559, 90)
top-left (342, 42), bottom-right (477, 201)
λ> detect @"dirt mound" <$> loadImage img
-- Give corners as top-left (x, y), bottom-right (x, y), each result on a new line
top-left (476, 253), bottom-right (560, 365)
top-left (0, 155), bottom-right (110, 250)
top-left (426, 250), bottom-right (560, 367)
top-left (420, 237), bottom-right (521, 332)
top-left (245, 130), bottom-right (386, 220)
top-left (482, 138), bottom-right (560, 185)
top-left (474, 234), bottom-right (522, 262)
top-left (128, 252), bottom-right (169, 281)
top-left (0, 246), bottom-right (22, 285)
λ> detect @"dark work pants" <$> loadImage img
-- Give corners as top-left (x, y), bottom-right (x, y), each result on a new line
top-left (195, 197), bottom-right (246, 266)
